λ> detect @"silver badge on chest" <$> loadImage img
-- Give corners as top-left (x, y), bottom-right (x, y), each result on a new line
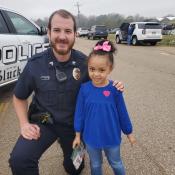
top-left (72, 68), bottom-right (81, 80)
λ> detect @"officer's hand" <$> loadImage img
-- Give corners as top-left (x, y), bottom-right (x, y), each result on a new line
top-left (21, 123), bottom-right (40, 140)
top-left (113, 80), bottom-right (124, 92)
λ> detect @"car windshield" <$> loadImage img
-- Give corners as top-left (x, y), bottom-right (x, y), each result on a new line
top-left (138, 23), bottom-right (162, 29)
top-left (81, 28), bottom-right (88, 30)
top-left (96, 26), bottom-right (107, 31)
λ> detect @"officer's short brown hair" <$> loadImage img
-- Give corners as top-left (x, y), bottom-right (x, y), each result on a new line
top-left (48, 9), bottom-right (76, 32)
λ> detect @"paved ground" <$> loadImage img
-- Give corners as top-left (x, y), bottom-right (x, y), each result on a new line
top-left (0, 38), bottom-right (175, 175)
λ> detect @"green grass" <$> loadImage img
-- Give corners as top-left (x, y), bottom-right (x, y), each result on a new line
top-left (108, 34), bottom-right (116, 42)
top-left (159, 35), bottom-right (175, 46)
top-left (108, 34), bottom-right (175, 46)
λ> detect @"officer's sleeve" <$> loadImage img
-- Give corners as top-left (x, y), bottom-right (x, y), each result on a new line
top-left (14, 62), bottom-right (35, 99)
top-left (115, 91), bottom-right (133, 135)
top-left (74, 85), bottom-right (85, 132)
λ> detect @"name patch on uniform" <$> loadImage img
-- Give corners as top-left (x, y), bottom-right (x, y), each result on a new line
top-left (72, 68), bottom-right (81, 80)
top-left (40, 76), bottom-right (50, 80)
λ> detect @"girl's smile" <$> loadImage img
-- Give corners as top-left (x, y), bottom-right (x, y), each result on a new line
top-left (88, 55), bottom-right (112, 87)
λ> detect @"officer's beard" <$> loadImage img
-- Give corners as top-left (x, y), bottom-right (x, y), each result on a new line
top-left (50, 38), bottom-right (75, 55)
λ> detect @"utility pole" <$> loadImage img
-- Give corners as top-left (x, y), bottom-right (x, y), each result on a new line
top-left (75, 1), bottom-right (81, 27)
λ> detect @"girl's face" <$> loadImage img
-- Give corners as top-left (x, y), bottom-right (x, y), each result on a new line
top-left (88, 55), bottom-right (112, 87)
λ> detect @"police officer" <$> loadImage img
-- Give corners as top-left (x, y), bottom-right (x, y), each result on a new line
top-left (9, 9), bottom-right (124, 175)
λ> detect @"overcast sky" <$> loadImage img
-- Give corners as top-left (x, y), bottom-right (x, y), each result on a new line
top-left (0, 0), bottom-right (175, 19)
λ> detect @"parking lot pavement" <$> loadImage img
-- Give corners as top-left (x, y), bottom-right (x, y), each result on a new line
top-left (158, 46), bottom-right (175, 56)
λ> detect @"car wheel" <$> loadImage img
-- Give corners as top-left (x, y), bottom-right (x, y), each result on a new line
top-left (132, 36), bottom-right (138, 46)
top-left (116, 36), bottom-right (121, 44)
top-left (150, 42), bottom-right (157, 46)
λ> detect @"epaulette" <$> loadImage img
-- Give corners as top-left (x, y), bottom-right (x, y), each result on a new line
top-left (72, 49), bottom-right (87, 62)
top-left (28, 50), bottom-right (47, 62)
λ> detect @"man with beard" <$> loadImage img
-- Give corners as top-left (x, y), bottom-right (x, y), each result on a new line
top-left (9, 9), bottom-right (124, 175)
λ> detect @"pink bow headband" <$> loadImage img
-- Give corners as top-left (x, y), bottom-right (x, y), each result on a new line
top-left (94, 41), bottom-right (111, 52)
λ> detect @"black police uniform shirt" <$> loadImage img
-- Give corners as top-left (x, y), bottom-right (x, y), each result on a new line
top-left (14, 48), bottom-right (89, 126)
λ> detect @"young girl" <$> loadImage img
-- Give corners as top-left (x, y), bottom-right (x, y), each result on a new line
top-left (73, 39), bottom-right (136, 175)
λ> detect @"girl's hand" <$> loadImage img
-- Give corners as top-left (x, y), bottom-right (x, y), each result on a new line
top-left (72, 136), bottom-right (81, 149)
top-left (127, 134), bottom-right (136, 146)
top-left (112, 80), bottom-right (124, 92)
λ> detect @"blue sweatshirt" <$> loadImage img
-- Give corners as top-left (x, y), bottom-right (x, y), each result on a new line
top-left (74, 81), bottom-right (133, 148)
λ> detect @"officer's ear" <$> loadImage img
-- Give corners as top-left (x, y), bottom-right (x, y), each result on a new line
top-left (47, 29), bottom-right (51, 39)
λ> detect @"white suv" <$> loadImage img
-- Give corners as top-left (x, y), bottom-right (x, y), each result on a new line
top-left (77, 27), bottom-right (89, 37)
top-left (0, 6), bottom-right (49, 87)
top-left (116, 22), bottom-right (162, 45)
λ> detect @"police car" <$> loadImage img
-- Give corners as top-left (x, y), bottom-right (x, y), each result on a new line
top-left (0, 6), bottom-right (49, 87)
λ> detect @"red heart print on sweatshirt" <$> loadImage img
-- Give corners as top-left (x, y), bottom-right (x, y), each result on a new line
top-left (103, 90), bottom-right (110, 97)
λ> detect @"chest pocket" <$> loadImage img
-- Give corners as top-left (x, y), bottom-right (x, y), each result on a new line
top-left (36, 80), bottom-right (58, 107)
top-left (56, 77), bottom-right (81, 111)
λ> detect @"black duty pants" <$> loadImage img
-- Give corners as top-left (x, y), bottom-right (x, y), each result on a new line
top-left (9, 123), bottom-right (84, 175)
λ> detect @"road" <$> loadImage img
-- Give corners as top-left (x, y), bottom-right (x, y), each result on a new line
top-left (0, 38), bottom-right (175, 175)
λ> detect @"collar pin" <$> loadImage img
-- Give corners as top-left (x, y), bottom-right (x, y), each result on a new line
top-left (72, 61), bottom-right (76, 65)
top-left (49, 61), bottom-right (53, 66)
